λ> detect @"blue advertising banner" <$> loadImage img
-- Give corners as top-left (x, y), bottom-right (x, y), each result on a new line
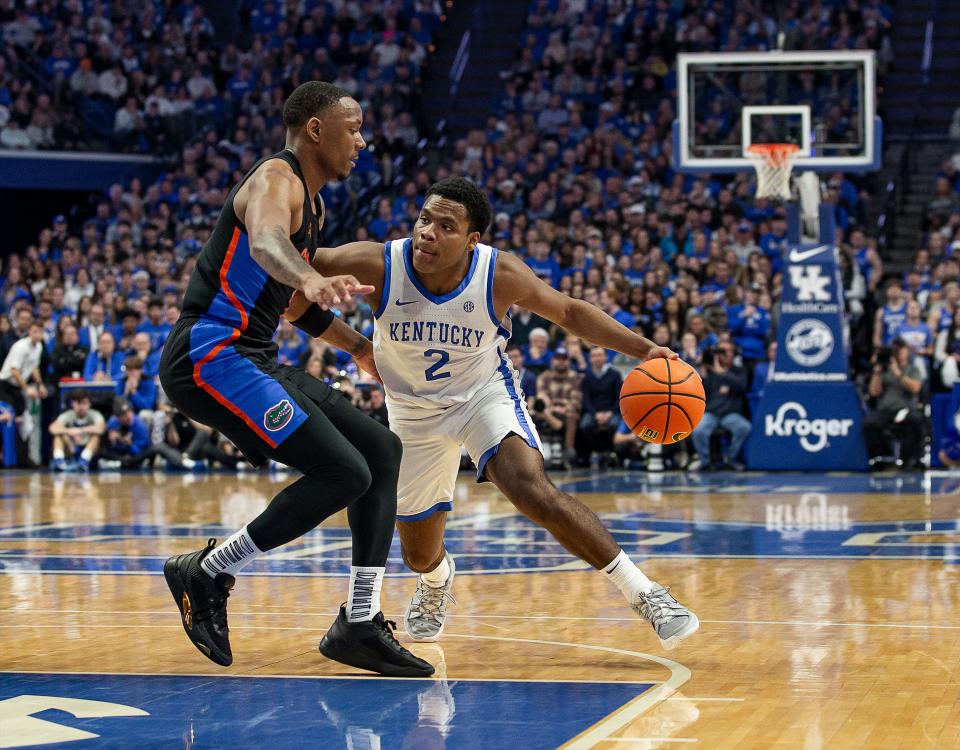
top-left (746, 382), bottom-right (869, 470)
top-left (773, 242), bottom-right (849, 382)
top-left (746, 206), bottom-right (867, 470)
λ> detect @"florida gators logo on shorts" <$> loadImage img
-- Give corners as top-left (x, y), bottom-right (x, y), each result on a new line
top-left (264, 399), bottom-right (294, 432)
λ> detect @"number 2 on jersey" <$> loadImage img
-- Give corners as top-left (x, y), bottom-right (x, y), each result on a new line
top-left (423, 349), bottom-right (451, 381)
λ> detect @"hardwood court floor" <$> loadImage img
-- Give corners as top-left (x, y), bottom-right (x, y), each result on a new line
top-left (1, 470), bottom-right (959, 749)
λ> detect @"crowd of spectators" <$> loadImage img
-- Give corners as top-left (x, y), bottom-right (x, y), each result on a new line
top-left (0, 0), bottom-right (438, 153)
top-left (1, 0), bottom-right (934, 472)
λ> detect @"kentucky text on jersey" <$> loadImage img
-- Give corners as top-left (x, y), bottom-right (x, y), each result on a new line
top-left (388, 321), bottom-right (485, 348)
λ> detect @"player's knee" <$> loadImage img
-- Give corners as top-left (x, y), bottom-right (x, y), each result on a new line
top-left (379, 429), bottom-right (403, 473)
top-left (402, 542), bottom-right (443, 573)
top-left (342, 459), bottom-right (373, 499)
top-left (305, 453), bottom-right (372, 500)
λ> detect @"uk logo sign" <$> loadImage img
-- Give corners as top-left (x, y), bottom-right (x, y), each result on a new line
top-left (788, 265), bottom-right (831, 301)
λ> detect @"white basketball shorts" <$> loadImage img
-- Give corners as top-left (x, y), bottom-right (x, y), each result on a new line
top-left (389, 375), bottom-right (543, 521)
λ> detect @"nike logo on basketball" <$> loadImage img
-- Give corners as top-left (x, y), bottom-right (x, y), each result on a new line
top-left (788, 245), bottom-right (830, 263)
top-left (395, 299), bottom-right (417, 306)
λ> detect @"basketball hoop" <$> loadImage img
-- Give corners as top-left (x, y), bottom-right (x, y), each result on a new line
top-left (746, 143), bottom-right (800, 201)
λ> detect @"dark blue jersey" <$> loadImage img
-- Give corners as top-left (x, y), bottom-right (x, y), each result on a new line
top-left (180, 149), bottom-right (322, 352)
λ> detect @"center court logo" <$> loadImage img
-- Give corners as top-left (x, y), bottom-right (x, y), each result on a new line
top-left (264, 399), bottom-right (294, 432)
top-left (785, 319), bottom-right (834, 367)
top-left (765, 401), bottom-right (853, 452)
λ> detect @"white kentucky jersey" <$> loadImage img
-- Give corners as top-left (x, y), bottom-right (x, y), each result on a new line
top-left (373, 237), bottom-right (512, 415)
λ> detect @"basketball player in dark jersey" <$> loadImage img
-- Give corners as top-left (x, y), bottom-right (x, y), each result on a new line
top-left (158, 82), bottom-right (432, 677)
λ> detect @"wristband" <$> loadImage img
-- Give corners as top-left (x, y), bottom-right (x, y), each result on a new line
top-left (290, 304), bottom-right (335, 337)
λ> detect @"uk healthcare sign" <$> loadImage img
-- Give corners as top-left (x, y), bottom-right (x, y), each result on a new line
top-left (747, 232), bottom-right (868, 470)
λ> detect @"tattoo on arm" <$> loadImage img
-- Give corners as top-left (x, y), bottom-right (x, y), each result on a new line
top-left (348, 333), bottom-right (369, 357)
top-left (250, 225), bottom-right (310, 289)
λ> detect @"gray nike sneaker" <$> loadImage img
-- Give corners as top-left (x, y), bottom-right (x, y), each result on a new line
top-left (404, 553), bottom-right (456, 642)
top-left (632, 584), bottom-right (699, 650)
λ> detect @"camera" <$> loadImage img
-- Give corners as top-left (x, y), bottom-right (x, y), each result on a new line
top-left (875, 346), bottom-right (893, 367)
top-left (701, 347), bottom-right (715, 367)
top-left (533, 397), bottom-right (547, 413)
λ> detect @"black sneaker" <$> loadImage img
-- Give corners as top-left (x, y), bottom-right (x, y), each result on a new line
top-left (319, 606), bottom-right (435, 677)
top-left (163, 538), bottom-right (234, 667)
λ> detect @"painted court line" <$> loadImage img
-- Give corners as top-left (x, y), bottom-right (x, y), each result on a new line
top-left (604, 739), bottom-right (697, 744)
top-left (2, 609), bottom-right (957, 631)
top-left (0, 669), bottom-right (656, 686)
top-left (433, 633), bottom-right (690, 750)
top-left (678, 697), bottom-right (744, 702)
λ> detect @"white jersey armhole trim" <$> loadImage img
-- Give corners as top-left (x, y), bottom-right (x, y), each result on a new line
top-left (373, 241), bottom-right (392, 319)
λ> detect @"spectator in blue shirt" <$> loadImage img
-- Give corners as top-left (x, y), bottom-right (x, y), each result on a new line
top-left (760, 214), bottom-right (789, 271)
top-left (98, 399), bottom-right (188, 469)
top-left (600, 288), bottom-right (636, 331)
top-left (750, 341), bottom-right (778, 403)
top-left (276, 320), bottom-right (307, 367)
top-left (138, 298), bottom-right (171, 351)
top-left (130, 333), bottom-right (161, 378)
top-left (506, 344), bottom-right (538, 401)
top-left (114, 308), bottom-right (141, 354)
top-left (523, 328), bottom-right (554, 375)
top-left (524, 240), bottom-right (561, 288)
top-left (83, 331), bottom-right (125, 382)
top-left (117, 355), bottom-right (157, 412)
top-left (727, 283), bottom-right (772, 374)
top-left (368, 198), bottom-right (399, 241)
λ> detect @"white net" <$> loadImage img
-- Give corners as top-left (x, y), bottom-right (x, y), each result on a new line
top-left (746, 144), bottom-right (800, 201)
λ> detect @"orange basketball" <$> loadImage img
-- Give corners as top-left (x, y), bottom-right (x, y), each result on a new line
top-left (619, 358), bottom-right (705, 444)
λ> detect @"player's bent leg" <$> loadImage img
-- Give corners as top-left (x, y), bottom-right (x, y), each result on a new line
top-left (485, 435), bottom-right (698, 649)
top-left (283, 368), bottom-right (400, 568)
top-left (397, 513), bottom-right (456, 642)
top-left (163, 538), bottom-right (235, 666)
top-left (162, 388), bottom-right (376, 668)
top-left (274, 372), bottom-right (433, 677)
top-left (485, 435), bottom-right (620, 567)
top-left (397, 512), bottom-right (449, 572)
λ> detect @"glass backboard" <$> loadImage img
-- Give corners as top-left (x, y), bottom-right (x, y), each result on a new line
top-left (674, 50), bottom-right (880, 173)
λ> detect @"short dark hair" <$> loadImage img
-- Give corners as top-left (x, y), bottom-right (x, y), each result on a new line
top-left (69, 389), bottom-right (91, 404)
top-left (425, 176), bottom-right (493, 235)
top-left (282, 82), bottom-right (351, 128)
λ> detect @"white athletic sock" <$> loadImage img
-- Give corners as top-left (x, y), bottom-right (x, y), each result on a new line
top-left (421, 554), bottom-right (450, 588)
top-left (80, 448), bottom-right (93, 462)
top-left (604, 549), bottom-right (654, 599)
top-left (201, 526), bottom-right (262, 579)
top-left (53, 447), bottom-right (65, 460)
top-left (347, 566), bottom-right (384, 622)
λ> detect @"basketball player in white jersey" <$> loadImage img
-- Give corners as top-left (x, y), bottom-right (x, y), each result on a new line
top-left (287, 177), bottom-right (698, 650)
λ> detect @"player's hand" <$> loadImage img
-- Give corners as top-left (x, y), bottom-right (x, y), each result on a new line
top-left (301, 272), bottom-right (373, 308)
top-left (285, 289), bottom-right (311, 322)
top-left (642, 345), bottom-right (679, 362)
top-left (354, 349), bottom-right (382, 384)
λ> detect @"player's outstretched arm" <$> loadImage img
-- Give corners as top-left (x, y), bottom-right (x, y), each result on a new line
top-left (285, 241), bottom-right (385, 323)
top-left (495, 252), bottom-right (676, 361)
top-left (243, 165), bottom-right (372, 306)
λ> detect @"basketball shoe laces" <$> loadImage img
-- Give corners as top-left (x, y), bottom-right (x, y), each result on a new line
top-left (633, 587), bottom-right (687, 630)
top-left (375, 614), bottom-right (421, 657)
top-left (194, 540), bottom-right (232, 630)
top-left (412, 580), bottom-right (457, 624)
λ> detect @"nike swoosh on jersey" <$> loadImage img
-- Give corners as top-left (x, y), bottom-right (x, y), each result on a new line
top-left (788, 245), bottom-right (831, 263)
top-left (395, 299), bottom-right (417, 306)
